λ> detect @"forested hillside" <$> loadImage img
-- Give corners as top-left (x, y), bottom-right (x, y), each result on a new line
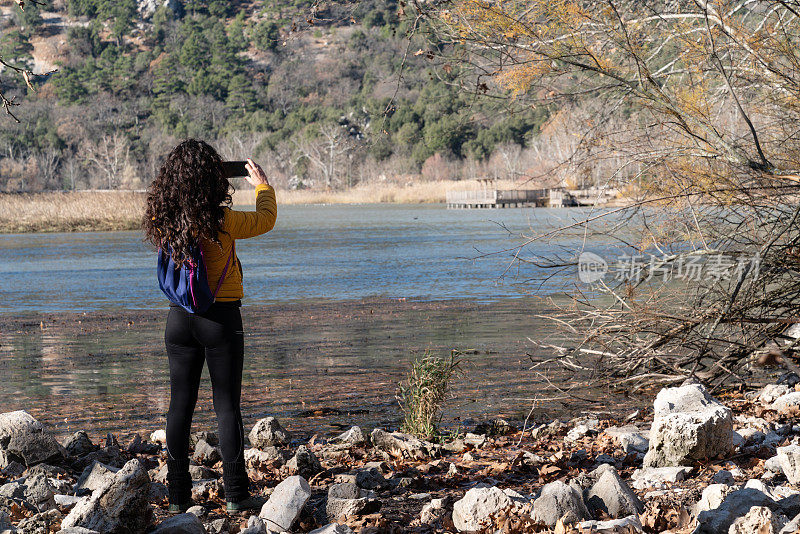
top-left (0, 0), bottom-right (551, 191)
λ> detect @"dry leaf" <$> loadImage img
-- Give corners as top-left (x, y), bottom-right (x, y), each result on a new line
top-left (540, 464), bottom-right (562, 476)
top-left (22, 71), bottom-right (35, 92)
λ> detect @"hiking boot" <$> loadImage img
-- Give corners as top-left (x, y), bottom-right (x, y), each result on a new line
top-left (168, 499), bottom-right (194, 514)
top-left (166, 458), bottom-right (192, 513)
top-left (226, 494), bottom-right (266, 514)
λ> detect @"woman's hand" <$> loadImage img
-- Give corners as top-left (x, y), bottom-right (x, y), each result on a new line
top-left (245, 158), bottom-right (269, 187)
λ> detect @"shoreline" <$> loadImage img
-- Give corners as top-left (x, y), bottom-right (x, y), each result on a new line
top-left (0, 182), bottom-right (629, 234)
top-left (0, 380), bottom-right (794, 533)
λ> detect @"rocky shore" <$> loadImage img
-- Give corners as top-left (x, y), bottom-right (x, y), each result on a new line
top-left (1, 379), bottom-right (799, 533)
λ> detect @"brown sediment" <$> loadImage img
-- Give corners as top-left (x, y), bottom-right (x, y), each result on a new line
top-left (0, 297), bottom-right (641, 443)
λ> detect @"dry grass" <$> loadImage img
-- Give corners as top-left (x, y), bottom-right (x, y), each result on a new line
top-left (0, 179), bottom-right (523, 233)
top-left (233, 179), bottom-right (520, 206)
top-left (397, 350), bottom-right (462, 440)
top-left (0, 192), bottom-right (146, 233)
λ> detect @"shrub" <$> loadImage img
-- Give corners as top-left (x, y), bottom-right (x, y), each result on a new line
top-left (397, 351), bottom-right (461, 439)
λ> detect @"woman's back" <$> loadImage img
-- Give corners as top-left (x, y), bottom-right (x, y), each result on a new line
top-left (203, 183), bottom-right (277, 301)
top-left (143, 140), bottom-right (276, 513)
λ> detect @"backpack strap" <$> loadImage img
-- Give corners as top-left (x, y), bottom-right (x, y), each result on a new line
top-left (211, 241), bottom-right (235, 300)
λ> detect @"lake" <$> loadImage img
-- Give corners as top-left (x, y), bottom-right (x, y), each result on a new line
top-left (0, 204), bottom-right (629, 439)
top-left (0, 203), bottom-right (604, 313)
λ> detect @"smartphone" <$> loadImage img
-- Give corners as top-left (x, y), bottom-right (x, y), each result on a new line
top-left (222, 161), bottom-right (248, 178)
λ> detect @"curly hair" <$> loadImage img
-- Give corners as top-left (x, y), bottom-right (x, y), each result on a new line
top-left (143, 139), bottom-right (232, 265)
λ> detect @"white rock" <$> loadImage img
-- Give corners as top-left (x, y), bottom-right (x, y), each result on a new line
top-left (696, 487), bottom-right (776, 533)
top-left (240, 516), bottom-right (267, 534)
top-left (333, 426), bottom-right (365, 445)
top-left (780, 512), bottom-right (800, 534)
top-left (0, 410), bottom-right (40, 442)
top-left (532, 481), bottom-right (590, 528)
top-left (577, 515), bottom-right (643, 533)
top-left (728, 506), bottom-right (787, 534)
top-left (309, 524), bottom-right (355, 534)
top-left (258, 476), bottom-right (311, 532)
top-left (249, 417), bottom-right (291, 449)
top-left (206, 518), bottom-right (229, 534)
top-left (61, 459), bottom-right (152, 532)
top-left (778, 445), bottom-right (800, 484)
top-left (150, 429), bottom-right (166, 444)
top-left (74, 462), bottom-right (118, 493)
top-left (760, 385), bottom-right (790, 405)
top-left (446, 463), bottom-right (459, 477)
top-left (54, 494), bottom-right (83, 508)
top-left (370, 428), bottom-right (438, 459)
top-left (694, 484), bottom-right (736, 515)
top-left (604, 426), bottom-right (650, 454)
top-left (631, 466), bottom-right (693, 490)
top-left (566, 424), bottom-right (591, 443)
top-left (746, 478), bottom-right (772, 493)
top-left (452, 486), bottom-right (513, 532)
top-left (152, 512), bottom-right (206, 533)
top-left (244, 447), bottom-right (286, 466)
top-left (137, 0), bottom-right (181, 20)
top-left (325, 483), bottom-right (380, 521)
top-left (643, 384), bottom-right (733, 467)
top-left (585, 468), bottom-right (643, 518)
top-left (463, 433), bottom-right (486, 448)
top-left (0, 410), bottom-right (64, 466)
top-left (186, 505), bottom-right (205, 517)
top-left (772, 392), bottom-right (800, 413)
top-left (418, 498), bottom-right (448, 525)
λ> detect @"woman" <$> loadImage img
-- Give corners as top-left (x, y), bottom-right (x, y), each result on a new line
top-left (143, 139), bottom-right (277, 513)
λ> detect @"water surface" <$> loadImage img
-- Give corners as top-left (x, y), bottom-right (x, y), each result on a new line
top-left (0, 204), bottom-right (628, 439)
top-left (0, 204), bottom-right (604, 313)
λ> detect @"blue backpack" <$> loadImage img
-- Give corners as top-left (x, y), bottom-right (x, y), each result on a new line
top-left (157, 241), bottom-right (234, 314)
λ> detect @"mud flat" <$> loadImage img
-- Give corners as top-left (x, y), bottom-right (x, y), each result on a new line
top-left (0, 297), bottom-right (638, 440)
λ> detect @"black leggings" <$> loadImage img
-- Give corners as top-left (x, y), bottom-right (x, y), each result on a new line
top-left (164, 301), bottom-right (248, 502)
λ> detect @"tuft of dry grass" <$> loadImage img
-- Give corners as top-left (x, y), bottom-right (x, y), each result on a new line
top-left (0, 192), bottom-right (146, 233)
top-left (397, 350), bottom-right (462, 440)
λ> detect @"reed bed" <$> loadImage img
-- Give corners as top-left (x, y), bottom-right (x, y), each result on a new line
top-left (0, 179), bottom-right (521, 233)
top-left (0, 191), bottom-right (146, 233)
top-left (233, 179), bottom-right (519, 206)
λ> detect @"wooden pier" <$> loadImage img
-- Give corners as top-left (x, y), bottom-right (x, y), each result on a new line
top-left (446, 187), bottom-right (617, 209)
top-left (446, 188), bottom-right (567, 209)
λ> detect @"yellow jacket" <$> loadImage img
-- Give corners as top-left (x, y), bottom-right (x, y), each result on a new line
top-left (202, 184), bottom-right (277, 301)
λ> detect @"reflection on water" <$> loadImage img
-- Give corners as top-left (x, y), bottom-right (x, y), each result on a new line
top-left (0, 299), bottom-right (632, 440)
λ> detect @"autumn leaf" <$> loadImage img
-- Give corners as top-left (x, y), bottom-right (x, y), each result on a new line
top-left (22, 71), bottom-right (35, 92)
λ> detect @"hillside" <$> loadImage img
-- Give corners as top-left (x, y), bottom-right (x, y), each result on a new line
top-left (0, 0), bottom-right (551, 192)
